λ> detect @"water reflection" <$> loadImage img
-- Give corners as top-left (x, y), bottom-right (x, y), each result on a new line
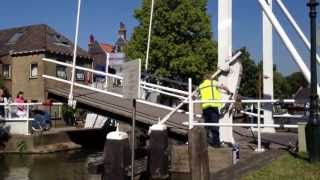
top-left (0, 150), bottom-right (100, 180)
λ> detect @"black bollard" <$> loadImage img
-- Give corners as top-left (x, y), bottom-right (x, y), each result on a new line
top-left (149, 124), bottom-right (169, 179)
top-left (306, 0), bottom-right (320, 163)
top-left (104, 129), bottom-right (131, 180)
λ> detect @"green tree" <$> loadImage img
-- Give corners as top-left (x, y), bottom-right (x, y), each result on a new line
top-left (273, 69), bottom-right (291, 99)
top-left (286, 71), bottom-right (308, 97)
top-left (125, 0), bottom-right (217, 84)
top-left (238, 47), bottom-right (259, 98)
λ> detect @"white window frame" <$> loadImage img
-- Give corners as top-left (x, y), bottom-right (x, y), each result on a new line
top-left (76, 69), bottom-right (85, 81)
top-left (2, 64), bottom-right (11, 79)
top-left (29, 63), bottom-right (38, 79)
top-left (56, 65), bottom-right (67, 79)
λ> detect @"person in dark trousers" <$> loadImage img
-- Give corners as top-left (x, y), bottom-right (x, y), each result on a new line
top-left (199, 73), bottom-right (231, 147)
top-left (0, 88), bottom-right (7, 117)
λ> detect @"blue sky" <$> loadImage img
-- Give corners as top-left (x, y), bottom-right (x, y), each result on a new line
top-left (0, 0), bottom-right (315, 75)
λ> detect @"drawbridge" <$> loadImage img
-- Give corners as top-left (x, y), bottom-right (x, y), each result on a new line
top-left (42, 0), bottom-right (318, 144)
top-left (47, 87), bottom-right (190, 135)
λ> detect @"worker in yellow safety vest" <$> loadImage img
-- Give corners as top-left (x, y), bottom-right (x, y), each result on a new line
top-left (199, 73), bottom-right (231, 147)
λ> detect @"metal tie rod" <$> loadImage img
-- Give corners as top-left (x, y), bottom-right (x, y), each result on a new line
top-left (258, 0), bottom-right (320, 96)
top-left (275, 0), bottom-right (320, 64)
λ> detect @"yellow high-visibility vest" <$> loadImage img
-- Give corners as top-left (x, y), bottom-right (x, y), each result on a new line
top-left (199, 79), bottom-right (222, 109)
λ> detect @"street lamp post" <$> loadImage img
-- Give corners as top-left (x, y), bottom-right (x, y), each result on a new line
top-left (307, 0), bottom-right (320, 163)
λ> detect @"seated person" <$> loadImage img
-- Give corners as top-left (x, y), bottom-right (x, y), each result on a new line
top-left (0, 88), bottom-right (8, 117)
top-left (15, 91), bottom-right (26, 118)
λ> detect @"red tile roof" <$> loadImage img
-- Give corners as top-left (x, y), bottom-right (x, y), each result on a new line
top-left (100, 43), bottom-right (113, 53)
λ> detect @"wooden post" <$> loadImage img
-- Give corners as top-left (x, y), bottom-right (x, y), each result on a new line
top-left (149, 124), bottom-right (169, 179)
top-left (298, 122), bottom-right (307, 153)
top-left (188, 126), bottom-right (209, 180)
top-left (188, 77), bottom-right (209, 180)
top-left (103, 129), bottom-right (130, 180)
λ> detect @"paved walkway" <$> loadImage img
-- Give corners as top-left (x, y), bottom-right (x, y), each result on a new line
top-left (234, 127), bottom-right (298, 150)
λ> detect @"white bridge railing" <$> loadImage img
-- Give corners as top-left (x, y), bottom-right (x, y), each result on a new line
top-left (41, 57), bottom-right (307, 153)
top-left (0, 102), bottom-right (63, 135)
top-left (185, 78), bottom-right (305, 153)
top-left (42, 58), bottom-right (190, 111)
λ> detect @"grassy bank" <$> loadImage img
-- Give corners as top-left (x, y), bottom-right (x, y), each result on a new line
top-left (242, 153), bottom-right (320, 180)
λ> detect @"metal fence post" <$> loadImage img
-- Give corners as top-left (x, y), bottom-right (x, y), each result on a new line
top-left (189, 78), bottom-right (193, 130)
top-left (250, 104), bottom-right (254, 124)
top-left (255, 101), bottom-right (264, 152)
top-left (104, 53), bottom-right (110, 90)
top-left (8, 103), bottom-right (12, 119)
top-left (26, 104), bottom-right (30, 135)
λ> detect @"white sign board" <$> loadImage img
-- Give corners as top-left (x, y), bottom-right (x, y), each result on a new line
top-left (122, 59), bottom-right (141, 99)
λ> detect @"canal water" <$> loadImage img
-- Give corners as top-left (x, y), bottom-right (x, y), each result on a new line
top-left (0, 150), bottom-right (101, 180)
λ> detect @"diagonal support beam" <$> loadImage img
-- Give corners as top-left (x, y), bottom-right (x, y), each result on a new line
top-left (276, 0), bottom-right (320, 64)
top-left (258, 0), bottom-right (320, 96)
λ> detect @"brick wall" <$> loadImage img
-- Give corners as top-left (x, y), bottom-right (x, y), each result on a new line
top-left (11, 54), bottom-right (45, 101)
top-left (1, 53), bottom-right (92, 102)
top-left (0, 55), bottom-right (13, 95)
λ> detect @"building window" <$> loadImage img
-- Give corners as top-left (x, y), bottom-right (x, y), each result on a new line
top-left (2, 64), bottom-right (11, 79)
top-left (30, 64), bottom-right (38, 79)
top-left (56, 65), bottom-right (67, 79)
top-left (76, 69), bottom-right (85, 81)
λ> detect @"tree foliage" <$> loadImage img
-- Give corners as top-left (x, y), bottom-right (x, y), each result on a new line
top-left (273, 70), bottom-right (291, 99)
top-left (238, 48), bottom-right (259, 98)
top-left (125, 0), bottom-right (307, 97)
top-left (237, 48), bottom-right (306, 99)
top-left (125, 0), bottom-right (217, 84)
top-left (286, 72), bottom-right (308, 97)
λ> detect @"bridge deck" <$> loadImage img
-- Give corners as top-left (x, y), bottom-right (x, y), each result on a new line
top-left (48, 88), bottom-right (193, 135)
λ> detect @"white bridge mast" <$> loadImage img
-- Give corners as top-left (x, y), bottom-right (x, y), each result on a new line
top-left (218, 0), bottom-right (276, 142)
top-left (218, 0), bottom-right (235, 143)
top-left (263, 0), bottom-right (276, 133)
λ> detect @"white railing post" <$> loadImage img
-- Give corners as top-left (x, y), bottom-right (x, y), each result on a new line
top-left (8, 103), bottom-right (12, 119)
top-left (188, 78), bottom-right (193, 130)
top-left (26, 104), bottom-right (30, 135)
top-left (138, 59), bottom-right (142, 99)
top-left (104, 53), bottom-right (110, 90)
top-left (250, 104), bottom-right (254, 124)
top-left (255, 101), bottom-right (264, 152)
top-left (4, 102), bottom-right (9, 119)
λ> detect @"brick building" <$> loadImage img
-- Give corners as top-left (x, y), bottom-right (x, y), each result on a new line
top-left (0, 24), bottom-right (93, 102)
top-left (88, 22), bottom-right (128, 83)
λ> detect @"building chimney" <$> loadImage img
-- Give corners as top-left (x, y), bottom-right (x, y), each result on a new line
top-left (118, 22), bottom-right (127, 40)
top-left (89, 34), bottom-right (95, 44)
top-left (88, 34), bottom-right (95, 54)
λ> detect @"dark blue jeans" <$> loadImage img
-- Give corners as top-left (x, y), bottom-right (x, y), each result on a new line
top-left (203, 107), bottom-right (220, 146)
top-left (32, 111), bottom-right (51, 129)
